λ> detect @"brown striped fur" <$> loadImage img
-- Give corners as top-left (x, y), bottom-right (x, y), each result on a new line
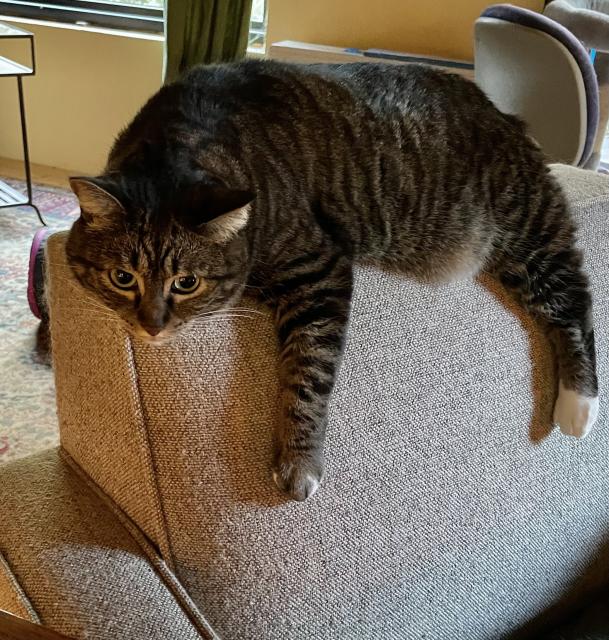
top-left (66, 60), bottom-right (598, 501)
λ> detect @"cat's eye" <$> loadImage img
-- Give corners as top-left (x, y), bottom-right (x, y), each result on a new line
top-left (109, 268), bottom-right (137, 290)
top-left (171, 274), bottom-right (200, 294)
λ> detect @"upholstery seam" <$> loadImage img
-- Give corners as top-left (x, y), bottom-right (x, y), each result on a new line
top-left (46, 231), bottom-right (175, 570)
top-left (124, 335), bottom-right (177, 572)
top-left (48, 232), bottom-right (174, 570)
top-left (0, 551), bottom-right (41, 624)
top-left (45, 231), bottom-right (175, 569)
top-left (60, 449), bottom-right (219, 640)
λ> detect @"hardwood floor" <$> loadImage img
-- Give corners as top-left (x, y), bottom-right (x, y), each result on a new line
top-left (0, 158), bottom-right (75, 190)
top-left (0, 610), bottom-right (73, 640)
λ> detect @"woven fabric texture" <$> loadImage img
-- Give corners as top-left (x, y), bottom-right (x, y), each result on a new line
top-left (47, 165), bottom-right (609, 639)
top-left (0, 552), bottom-right (38, 623)
top-left (47, 250), bottom-right (170, 558)
top-left (0, 449), bottom-right (205, 640)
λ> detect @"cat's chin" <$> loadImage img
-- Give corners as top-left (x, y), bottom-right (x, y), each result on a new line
top-left (136, 334), bottom-right (175, 346)
top-left (128, 326), bottom-right (179, 346)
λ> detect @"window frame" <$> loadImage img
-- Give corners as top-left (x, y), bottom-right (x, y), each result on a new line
top-left (0, 1), bottom-right (164, 34)
top-left (248, 0), bottom-right (266, 52)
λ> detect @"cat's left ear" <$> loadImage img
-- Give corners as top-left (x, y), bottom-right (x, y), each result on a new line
top-left (181, 183), bottom-right (254, 242)
top-left (69, 177), bottom-right (125, 229)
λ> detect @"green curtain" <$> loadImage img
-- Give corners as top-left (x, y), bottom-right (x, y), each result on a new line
top-left (164, 0), bottom-right (253, 83)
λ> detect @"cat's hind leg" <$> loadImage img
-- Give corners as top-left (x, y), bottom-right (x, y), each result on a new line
top-left (496, 233), bottom-right (598, 439)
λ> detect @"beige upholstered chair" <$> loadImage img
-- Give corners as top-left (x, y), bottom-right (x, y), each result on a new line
top-left (1, 164), bottom-right (609, 639)
top-left (475, 5), bottom-right (599, 167)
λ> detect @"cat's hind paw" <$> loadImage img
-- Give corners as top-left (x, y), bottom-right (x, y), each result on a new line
top-left (553, 382), bottom-right (599, 439)
top-left (273, 453), bottom-right (324, 502)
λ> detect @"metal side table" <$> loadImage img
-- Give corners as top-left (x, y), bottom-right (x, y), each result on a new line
top-left (0, 21), bottom-right (44, 225)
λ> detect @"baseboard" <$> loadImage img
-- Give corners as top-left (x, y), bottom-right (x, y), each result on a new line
top-left (268, 41), bottom-right (475, 80)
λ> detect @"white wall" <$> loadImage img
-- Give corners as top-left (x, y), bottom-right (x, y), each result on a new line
top-left (267, 0), bottom-right (544, 61)
top-left (0, 2), bottom-right (547, 174)
top-left (0, 19), bottom-right (163, 175)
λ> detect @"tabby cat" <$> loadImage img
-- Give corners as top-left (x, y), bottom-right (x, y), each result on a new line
top-left (66, 60), bottom-right (599, 501)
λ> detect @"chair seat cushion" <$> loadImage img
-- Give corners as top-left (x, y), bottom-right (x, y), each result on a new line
top-left (0, 449), bottom-right (214, 640)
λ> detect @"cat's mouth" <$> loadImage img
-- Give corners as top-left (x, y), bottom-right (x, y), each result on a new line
top-left (135, 330), bottom-right (175, 345)
top-left (126, 322), bottom-right (181, 345)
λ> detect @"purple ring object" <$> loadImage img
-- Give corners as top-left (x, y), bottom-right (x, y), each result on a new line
top-left (28, 228), bottom-right (50, 319)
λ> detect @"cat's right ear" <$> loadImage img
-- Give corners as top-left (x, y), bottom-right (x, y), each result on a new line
top-left (69, 177), bottom-right (125, 229)
top-left (179, 182), bottom-right (254, 242)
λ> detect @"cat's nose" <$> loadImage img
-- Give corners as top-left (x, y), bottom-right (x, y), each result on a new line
top-left (141, 323), bottom-right (163, 336)
top-left (137, 291), bottom-right (168, 337)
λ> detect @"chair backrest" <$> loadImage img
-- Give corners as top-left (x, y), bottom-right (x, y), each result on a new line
top-left (475, 4), bottom-right (599, 166)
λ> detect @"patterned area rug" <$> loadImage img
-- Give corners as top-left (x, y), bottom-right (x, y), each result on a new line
top-left (0, 179), bottom-right (78, 463)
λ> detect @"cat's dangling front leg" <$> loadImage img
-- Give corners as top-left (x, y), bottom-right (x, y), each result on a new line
top-left (270, 254), bottom-right (353, 501)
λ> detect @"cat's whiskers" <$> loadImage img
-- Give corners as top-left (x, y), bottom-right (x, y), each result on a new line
top-left (63, 309), bottom-right (121, 322)
top-left (188, 313), bottom-right (260, 324)
top-left (198, 313), bottom-right (260, 321)
top-left (64, 299), bottom-right (117, 312)
top-left (191, 316), bottom-right (256, 323)
top-left (76, 297), bottom-right (115, 312)
top-left (64, 297), bottom-right (121, 319)
top-left (46, 285), bottom-right (109, 310)
top-left (200, 307), bottom-right (264, 317)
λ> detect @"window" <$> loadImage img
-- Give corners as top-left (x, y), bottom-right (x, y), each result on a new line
top-left (0, 1), bottom-right (164, 33)
top-left (249, 0), bottom-right (266, 53)
top-left (0, 0), bottom-right (267, 46)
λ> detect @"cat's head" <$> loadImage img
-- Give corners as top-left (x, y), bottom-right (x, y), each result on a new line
top-left (65, 175), bottom-right (254, 342)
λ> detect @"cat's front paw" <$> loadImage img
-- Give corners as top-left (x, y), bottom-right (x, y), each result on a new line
top-left (553, 382), bottom-right (599, 439)
top-left (273, 451), bottom-right (324, 502)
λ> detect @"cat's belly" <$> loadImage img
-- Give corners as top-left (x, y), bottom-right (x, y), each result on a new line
top-left (374, 208), bottom-right (497, 284)
top-left (378, 242), bottom-right (489, 283)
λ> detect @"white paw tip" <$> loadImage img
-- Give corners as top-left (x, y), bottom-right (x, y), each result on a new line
top-left (303, 475), bottom-right (321, 498)
top-left (272, 469), bottom-right (321, 501)
top-left (553, 382), bottom-right (599, 439)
